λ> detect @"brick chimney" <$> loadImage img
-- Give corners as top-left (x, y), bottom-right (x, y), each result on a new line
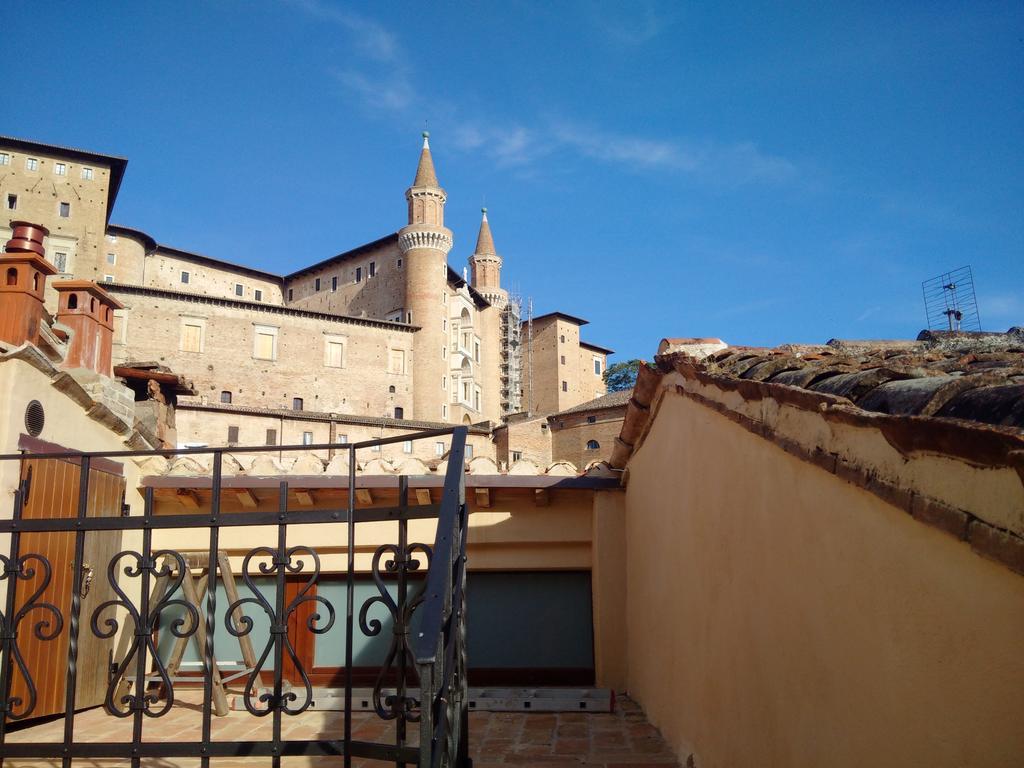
top-left (0, 222), bottom-right (59, 348)
top-left (52, 281), bottom-right (123, 377)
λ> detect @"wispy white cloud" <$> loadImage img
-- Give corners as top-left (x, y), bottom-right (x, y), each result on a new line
top-left (856, 305), bottom-right (882, 322)
top-left (591, 1), bottom-right (680, 46)
top-left (287, 2), bottom-right (798, 186)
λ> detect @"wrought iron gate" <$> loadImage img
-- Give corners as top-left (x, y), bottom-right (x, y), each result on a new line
top-left (0, 426), bottom-right (470, 767)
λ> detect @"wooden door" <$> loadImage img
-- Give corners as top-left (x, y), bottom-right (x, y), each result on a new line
top-left (11, 456), bottom-right (125, 718)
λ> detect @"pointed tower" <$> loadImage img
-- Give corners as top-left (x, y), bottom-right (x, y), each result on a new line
top-left (399, 132), bottom-right (454, 422)
top-left (469, 208), bottom-right (508, 308)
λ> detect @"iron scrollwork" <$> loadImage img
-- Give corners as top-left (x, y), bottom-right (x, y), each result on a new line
top-left (226, 545), bottom-right (335, 716)
top-left (91, 550), bottom-right (198, 717)
top-left (0, 554), bottom-right (63, 720)
top-left (359, 541), bottom-right (432, 722)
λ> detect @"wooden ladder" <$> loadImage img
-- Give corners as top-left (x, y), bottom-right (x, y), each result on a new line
top-left (113, 550), bottom-right (259, 716)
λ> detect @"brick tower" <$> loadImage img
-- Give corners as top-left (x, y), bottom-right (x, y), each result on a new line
top-left (400, 133), bottom-right (454, 422)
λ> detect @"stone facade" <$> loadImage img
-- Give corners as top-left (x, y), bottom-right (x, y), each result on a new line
top-left (2, 133), bottom-right (613, 456)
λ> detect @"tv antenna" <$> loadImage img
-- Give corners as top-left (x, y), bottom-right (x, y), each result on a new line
top-left (921, 265), bottom-right (981, 332)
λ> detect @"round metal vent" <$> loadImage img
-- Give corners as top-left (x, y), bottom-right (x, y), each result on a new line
top-left (24, 400), bottom-right (44, 437)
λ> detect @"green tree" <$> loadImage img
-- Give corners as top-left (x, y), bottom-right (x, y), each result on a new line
top-left (603, 359), bottom-right (644, 392)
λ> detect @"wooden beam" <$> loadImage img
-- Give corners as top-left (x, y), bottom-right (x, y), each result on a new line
top-left (356, 489), bottom-right (374, 505)
top-left (295, 490), bottom-right (315, 506)
top-left (474, 488), bottom-right (491, 508)
top-left (176, 489), bottom-right (201, 509)
top-left (534, 488), bottom-right (550, 507)
top-left (235, 488), bottom-right (259, 508)
top-left (415, 488), bottom-right (432, 505)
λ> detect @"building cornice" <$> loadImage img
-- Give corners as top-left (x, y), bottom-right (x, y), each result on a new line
top-left (398, 229), bottom-right (453, 256)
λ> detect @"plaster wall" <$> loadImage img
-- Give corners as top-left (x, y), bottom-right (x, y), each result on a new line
top-left (624, 391), bottom-right (1024, 767)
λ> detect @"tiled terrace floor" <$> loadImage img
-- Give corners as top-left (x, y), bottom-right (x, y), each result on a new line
top-left (5, 693), bottom-right (679, 767)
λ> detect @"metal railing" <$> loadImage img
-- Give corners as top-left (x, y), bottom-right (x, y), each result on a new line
top-left (0, 426), bottom-right (470, 768)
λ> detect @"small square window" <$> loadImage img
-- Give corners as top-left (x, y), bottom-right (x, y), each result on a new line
top-left (5, 194), bottom-right (16, 210)
top-left (369, 261), bottom-right (376, 277)
top-left (587, 415), bottom-right (596, 424)
top-left (302, 431), bottom-right (314, 445)
top-left (371, 443), bottom-right (381, 452)
top-left (511, 450), bottom-right (523, 462)
top-left (314, 277), bottom-right (321, 292)
top-left (0, 153), bottom-right (9, 165)
top-left (235, 283), bottom-right (243, 297)
top-left (181, 271), bottom-right (190, 284)
top-left (54, 163), bottom-right (66, 176)
top-left (337, 434), bottom-right (348, 444)
top-left (25, 158), bottom-right (38, 171)
top-left (81, 167), bottom-right (93, 180)
top-left (103, 275), bottom-right (114, 283)
top-left (293, 397), bottom-right (304, 411)
top-left (106, 234), bottom-right (117, 244)
top-left (254, 289), bottom-right (262, 301)
top-left (106, 252), bottom-right (116, 264)
top-left (227, 426), bottom-right (239, 444)
top-left (59, 202), bottom-right (70, 218)
top-left (220, 391), bottom-right (232, 404)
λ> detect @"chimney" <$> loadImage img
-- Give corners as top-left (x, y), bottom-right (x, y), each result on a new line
top-left (52, 281), bottom-right (123, 377)
top-left (0, 222), bottom-right (59, 349)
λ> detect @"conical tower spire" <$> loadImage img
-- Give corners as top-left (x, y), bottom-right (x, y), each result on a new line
top-left (474, 207), bottom-right (496, 255)
top-left (412, 131), bottom-right (439, 188)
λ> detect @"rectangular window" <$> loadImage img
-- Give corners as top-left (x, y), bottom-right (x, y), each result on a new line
top-left (394, 406), bottom-right (404, 419)
top-left (562, 381), bottom-right (568, 392)
top-left (314, 277), bottom-right (321, 292)
top-left (103, 275), bottom-right (114, 283)
top-left (235, 283), bottom-right (243, 297)
top-left (474, 388), bottom-right (481, 411)
top-left (288, 288), bottom-right (294, 301)
top-left (369, 261), bottom-right (376, 277)
top-left (397, 257), bottom-right (402, 268)
top-left (25, 157), bottom-right (38, 171)
top-left (302, 431), bottom-right (313, 445)
top-left (388, 349), bottom-right (405, 374)
top-left (474, 341), bottom-right (480, 362)
top-left (355, 267), bottom-right (362, 283)
top-left (106, 234), bottom-right (117, 243)
top-left (227, 426), bottom-right (239, 444)
top-left (181, 322), bottom-right (203, 353)
top-left (81, 167), bottom-right (93, 180)
top-left (402, 440), bottom-right (413, 454)
top-left (442, 404), bottom-right (447, 419)
top-left (561, 355), bottom-right (566, 365)
top-left (293, 397), bottom-right (304, 411)
top-left (181, 271), bottom-right (190, 284)
top-left (106, 252), bottom-right (116, 264)
top-left (594, 358), bottom-right (602, 375)
top-left (53, 252), bottom-right (68, 272)
top-left (466, 444), bottom-right (474, 459)
top-left (371, 443), bottom-right (381, 452)
top-left (325, 339), bottom-right (345, 368)
top-left (253, 326), bottom-right (278, 360)
top-left (254, 289), bottom-right (262, 302)
top-left (435, 442), bottom-right (445, 457)
top-left (511, 450), bottom-right (522, 462)
top-left (337, 434), bottom-right (348, 444)
top-left (54, 162), bottom-right (66, 176)
top-left (59, 202), bottom-right (70, 218)
top-left (0, 153), bottom-right (8, 165)
top-left (331, 276), bottom-right (338, 292)
top-left (5, 194), bottom-right (15, 210)
top-left (266, 429), bottom-right (277, 445)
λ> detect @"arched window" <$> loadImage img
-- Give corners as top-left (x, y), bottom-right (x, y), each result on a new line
top-left (388, 385), bottom-right (396, 393)
top-left (5, 268), bottom-right (17, 286)
top-left (586, 440), bottom-right (600, 450)
top-left (103, 306), bottom-right (111, 321)
top-left (460, 308), bottom-right (470, 324)
top-left (32, 272), bottom-right (39, 291)
top-left (68, 293), bottom-right (78, 309)
top-left (90, 298), bottom-right (96, 312)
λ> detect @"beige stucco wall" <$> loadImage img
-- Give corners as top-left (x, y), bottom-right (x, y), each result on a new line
top-left (144, 249), bottom-right (284, 303)
top-left (624, 391), bottom-right (1024, 767)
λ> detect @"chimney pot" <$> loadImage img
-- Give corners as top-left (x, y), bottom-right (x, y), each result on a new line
top-left (5, 222), bottom-right (49, 258)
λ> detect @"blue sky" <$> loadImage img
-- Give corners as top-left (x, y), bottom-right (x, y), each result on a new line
top-left (8, 1), bottom-right (1022, 361)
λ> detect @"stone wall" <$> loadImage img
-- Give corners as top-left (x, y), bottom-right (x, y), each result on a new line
top-left (107, 285), bottom-right (415, 417)
top-left (284, 239), bottom-right (404, 319)
top-left (550, 407), bottom-right (625, 469)
top-left (145, 249), bottom-right (284, 303)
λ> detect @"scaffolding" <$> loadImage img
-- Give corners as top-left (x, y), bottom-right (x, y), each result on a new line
top-left (500, 291), bottom-right (524, 415)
